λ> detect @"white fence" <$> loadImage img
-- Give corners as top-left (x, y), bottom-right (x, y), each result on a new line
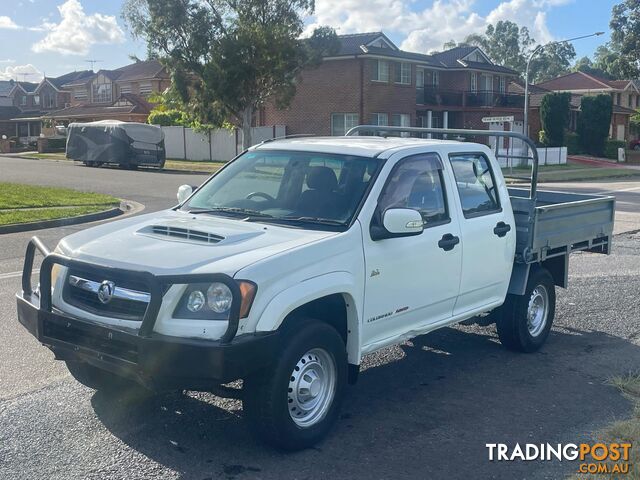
top-left (160, 125), bottom-right (286, 161)
top-left (495, 147), bottom-right (567, 168)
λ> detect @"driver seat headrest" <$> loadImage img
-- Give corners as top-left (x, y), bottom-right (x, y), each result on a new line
top-left (306, 166), bottom-right (338, 191)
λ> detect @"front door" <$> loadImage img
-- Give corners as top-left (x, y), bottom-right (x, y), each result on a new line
top-left (361, 152), bottom-right (463, 349)
top-left (448, 152), bottom-right (515, 315)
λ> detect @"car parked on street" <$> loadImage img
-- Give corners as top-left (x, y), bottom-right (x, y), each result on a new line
top-left (17, 126), bottom-right (615, 450)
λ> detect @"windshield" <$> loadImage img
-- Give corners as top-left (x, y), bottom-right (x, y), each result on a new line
top-left (182, 149), bottom-right (381, 229)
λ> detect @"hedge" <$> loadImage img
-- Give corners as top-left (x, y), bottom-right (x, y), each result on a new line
top-left (604, 139), bottom-right (626, 160)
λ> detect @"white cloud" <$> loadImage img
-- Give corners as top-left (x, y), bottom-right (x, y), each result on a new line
top-left (31, 0), bottom-right (125, 56)
top-left (0, 16), bottom-right (21, 30)
top-left (307, 0), bottom-right (569, 53)
top-left (0, 64), bottom-right (43, 82)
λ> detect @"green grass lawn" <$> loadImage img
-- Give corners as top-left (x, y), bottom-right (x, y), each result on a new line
top-left (165, 158), bottom-right (225, 173)
top-left (0, 183), bottom-right (118, 209)
top-left (0, 183), bottom-right (119, 226)
top-left (0, 205), bottom-right (111, 226)
top-left (503, 163), bottom-right (640, 182)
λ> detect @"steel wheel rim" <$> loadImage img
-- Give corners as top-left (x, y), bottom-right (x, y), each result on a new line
top-left (287, 348), bottom-right (336, 428)
top-left (527, 284), bottom-right (549, 337)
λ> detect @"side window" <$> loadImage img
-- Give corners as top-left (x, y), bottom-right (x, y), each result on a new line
top-left (378, 154), bottom-right (449, 225)
top-left (449, 153), bottom-right (500, 218)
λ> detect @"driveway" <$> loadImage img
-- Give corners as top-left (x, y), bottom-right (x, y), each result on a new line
top-left (0, 156), bottom-right (639, 479)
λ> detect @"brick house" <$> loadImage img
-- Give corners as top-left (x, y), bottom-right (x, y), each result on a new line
top-left (259, 32), bottom-right (524, 139)
top-left (532, 71), bottom-right (638, 142)
top-left (44, 59), bottom-right (170, 124)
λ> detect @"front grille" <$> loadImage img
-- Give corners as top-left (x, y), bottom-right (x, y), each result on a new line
top-left (150, 225), bottom-right (224, 244)
top-left (43, 319), bottom-right (139, 364)
top-left (62, 269), bottom-right (149, 321)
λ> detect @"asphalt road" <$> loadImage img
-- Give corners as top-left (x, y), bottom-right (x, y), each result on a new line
top-left (1, 156), bottom-right (639, 479)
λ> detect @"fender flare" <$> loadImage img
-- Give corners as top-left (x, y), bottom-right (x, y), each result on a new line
top-left (255, 271), bottom-right (362, 363)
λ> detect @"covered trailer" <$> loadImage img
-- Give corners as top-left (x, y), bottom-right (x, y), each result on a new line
top-left (66, 120), bottom-right (165, 169)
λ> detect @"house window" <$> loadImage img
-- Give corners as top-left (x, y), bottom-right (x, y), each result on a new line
top-left (392, 113), bottom-right (411, 127)
top-left (74, 88), bottom-right (88, 101)
top-left (120, 83), bottom-right (132, 94)
top-left (416, 69), bottom-right (424, 88)
top-left (139, 82), bottom-right (153, 96)
top-left (369, 113), bottom-right (388, 126)
top-left (470, 73), bottom-right (477, 92)
top-left (499, 76), bottom-right (506, 93)
top-left (616, 93), bottom-right (621, 105)
top-left (628, 95), bottom-right (633, 107)
top-left (432, 71), bottom-right (439, 86)
top-left (93, 82), bottom-right (112, 103)
top-left (394, 62), bottom-right (411, 84)
top-left (392, 113), bottom-right (411, 137)
top-left (20, 95), bottom-right (26, 106)
top-left (371, 60), bottom-right (390, 82)
top-left (331, 113), bottom-right (359, 136)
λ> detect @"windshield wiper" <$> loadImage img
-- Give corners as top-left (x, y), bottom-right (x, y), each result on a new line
top-left (187, 207), bottom-right (274, 218)
top-left (277, 216), bottom-right (347, 226)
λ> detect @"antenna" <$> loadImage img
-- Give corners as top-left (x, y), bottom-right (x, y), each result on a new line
top-left (16, 72), bottom-right (35, 82)
top-left (85, 59), bottom-right (102, 71)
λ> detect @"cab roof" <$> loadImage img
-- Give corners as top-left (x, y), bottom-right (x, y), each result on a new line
top-left (252, 136), bottom-right (467, 158)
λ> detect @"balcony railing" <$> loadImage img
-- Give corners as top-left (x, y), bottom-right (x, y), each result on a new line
top-left (416, 87), bottom-right (525, 109)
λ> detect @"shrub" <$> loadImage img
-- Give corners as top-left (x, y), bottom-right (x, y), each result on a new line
top-left (565, 132), bottom-right (581, 155)
top-left (147, 109), bottom-right (190, 127)
top-left (539, 92), bottom-right (571, 147)
top-left (578, 94), bottom-right (613, 156)
top-left (604, 139), bottom-right (626, 160)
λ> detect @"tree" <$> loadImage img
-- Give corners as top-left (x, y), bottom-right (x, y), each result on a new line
top-left (462, 21), bottom-right (535, 74)
top-left (539, 92), bottom-right (571, 146)
top-left (577, 94), bottom-right (613, 156)
top-left (123, 0), bottom-right (339, 148)
top-left (529, 42), bottom-right (576, 83)
top-left (610, 0), bottom-right (640, 77)
top-left (459, 20), bottom-right (575, 81)
top-left (592, 44), bottom-right (637, 79)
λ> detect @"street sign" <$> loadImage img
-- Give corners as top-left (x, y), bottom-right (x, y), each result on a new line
top-left (481, 116), bottom-right (515, 123)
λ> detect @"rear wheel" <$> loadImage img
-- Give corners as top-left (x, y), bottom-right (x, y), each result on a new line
top-left (243, 319), bottom-right (347, 450)
top-left (496, 268), bottom-right (555, 352)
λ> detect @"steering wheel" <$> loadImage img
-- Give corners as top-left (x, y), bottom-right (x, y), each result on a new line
top-left (245, 191), bottom-right (276, 202)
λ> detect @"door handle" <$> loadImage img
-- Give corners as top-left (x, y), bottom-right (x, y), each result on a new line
top-left (438, 233), bottom-right (460, 251)
top-left (493, 221), bottom-right (511, 238)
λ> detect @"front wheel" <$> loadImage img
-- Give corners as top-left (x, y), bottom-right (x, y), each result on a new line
top-left (496, 268), bottom-right (556, 352)
top-left (243, 319), bottom-right (347, 450)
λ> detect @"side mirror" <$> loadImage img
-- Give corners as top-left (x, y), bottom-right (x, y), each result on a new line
top-left (383, 208), bottom-right (424, 234)
top-left (177, 184), bottom-right (193, 204)
top-left (371, 208), bottom-right (424, 240)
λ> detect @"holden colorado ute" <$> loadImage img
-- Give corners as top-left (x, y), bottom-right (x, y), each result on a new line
top-left (17, 126), bottom-right (615, 450)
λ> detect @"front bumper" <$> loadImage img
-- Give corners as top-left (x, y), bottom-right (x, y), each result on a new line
top-left (16, 237), bottom-right (279, 389)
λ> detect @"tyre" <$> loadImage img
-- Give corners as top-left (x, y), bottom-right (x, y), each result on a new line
top-left (496, 268), bottom-right (555, 353)
top-left (243, 319), bottom-right (348, 451)
top-left (65, 360), bottom-right (143, 393)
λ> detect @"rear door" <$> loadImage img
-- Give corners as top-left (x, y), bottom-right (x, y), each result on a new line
top-left (360, 151), bottom-right (463, 349)
top-left (448, 151), bottom-right (515, 316)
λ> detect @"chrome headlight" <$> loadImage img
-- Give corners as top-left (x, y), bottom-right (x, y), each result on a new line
top-left (173, 281), bottom-right (256, 320)
top-left (206, 283), bottom-right (233, 313)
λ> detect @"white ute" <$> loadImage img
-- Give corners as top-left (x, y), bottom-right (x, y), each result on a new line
top-left (17, 126), bottom-right (615, 450)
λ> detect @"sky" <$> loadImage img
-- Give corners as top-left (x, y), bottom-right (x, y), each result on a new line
top-left (0, 0), bottom-right (620, 83)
